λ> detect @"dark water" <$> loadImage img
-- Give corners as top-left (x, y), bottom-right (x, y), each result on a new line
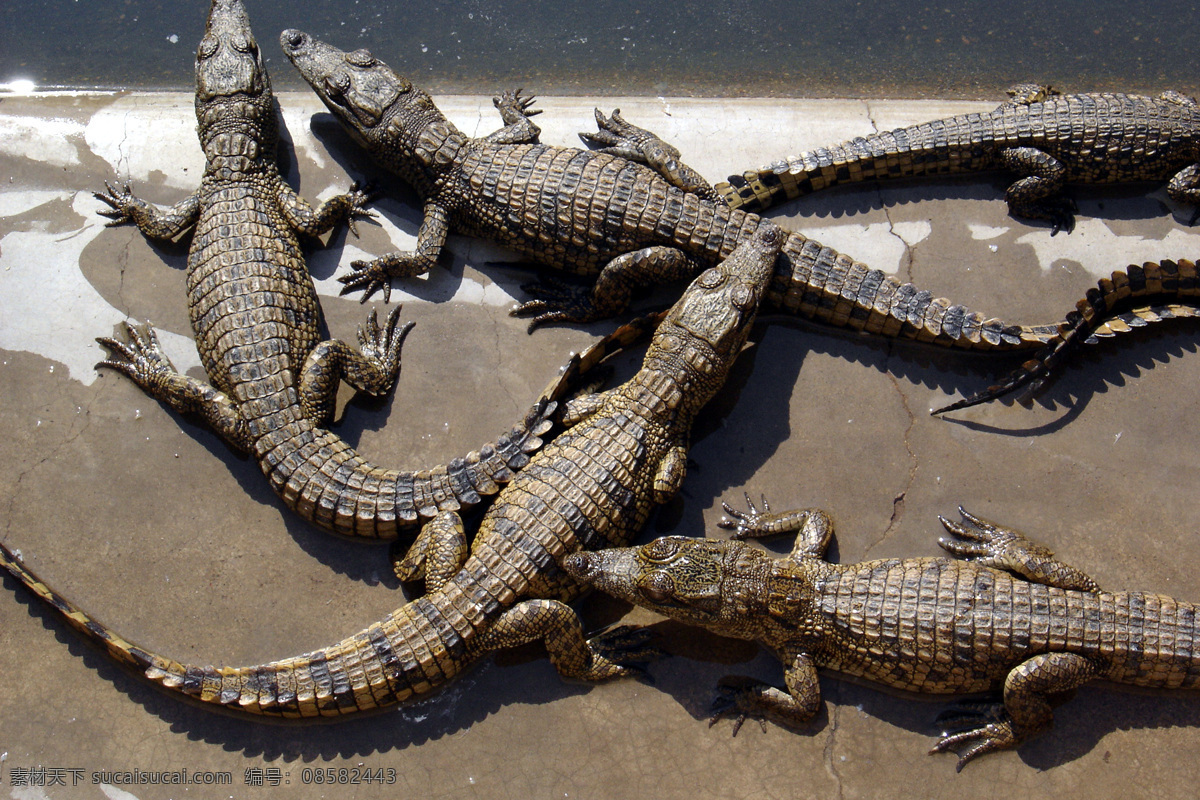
top-left (2, 0), bottom-right (1197, 98)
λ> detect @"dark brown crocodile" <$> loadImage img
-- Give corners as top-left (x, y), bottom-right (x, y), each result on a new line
top-left (563, 501), bottom-right (1200, 769)
top-left (277, 35), bottom-right (1200, 406)
top-left (92, 0), bottom-right (564, 541)
top-left (717, 85), bottom-right (1200, 233)
top-left (0, 224), bottom-right (785, 717)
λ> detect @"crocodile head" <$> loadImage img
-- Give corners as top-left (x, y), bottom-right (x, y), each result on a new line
top-left (196, 0), bottom-right (270, 102)
top-left (644, 222), bottom-right (784, 408)
top-left (563, 536), bottom-right (770, 638)
top-left (280, 30), bottom-right (446, 156)
top-left (194, 0), bottom-right (275, 163)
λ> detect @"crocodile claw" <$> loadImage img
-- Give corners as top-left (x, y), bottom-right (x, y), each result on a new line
top-left (340, 258), bottom-right (396, 304)
top-left (345, 181), bottom-right (377, 239)
top-left (93, 181), bottom-right (138, 227)
top-left (586, 624), bottom-right (663, 680)
top-left (930, 712), bottom-right (1021, 772)
top-left (95, 320), bottom-right (177, 386)
top-left (709, 676), bottom-right (771, 736)
top-left (511, 277), bottom-right (602, 331)
top-left (717, 492), bottom-right (774, 540)
top-left (356, 305), bottom-right (414, 381)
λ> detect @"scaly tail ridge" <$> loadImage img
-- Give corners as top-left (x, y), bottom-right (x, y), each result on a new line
top-left (934, 259), bottom-right (1200, 414)
top-left (771, 232), bottom-right (1060, 350)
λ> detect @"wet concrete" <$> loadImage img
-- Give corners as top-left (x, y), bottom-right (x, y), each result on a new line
top-left (2, 90), bottom-right (1200, 799)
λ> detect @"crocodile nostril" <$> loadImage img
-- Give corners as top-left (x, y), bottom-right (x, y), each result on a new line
top-left (281, 30), bottom-right (305, 49)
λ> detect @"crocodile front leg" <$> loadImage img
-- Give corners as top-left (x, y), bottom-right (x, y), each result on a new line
top-left (276, 181), bottom-right (372, 238)
top-left (717, 494), bottom-right (835, 561)
top-left (96, 321), bottom-right (251, 450)
top-left (484, 89), bottom-right (542, 145)
top-left (338, 199), bottom-right (449, 303)
top-left (94, 182), bottom-right (201, 241)
top-left (297, 306), bottom-right (413, 426)
top-left (1000, 147), bottom-right (1076, 234)
top-left (581, 108), bottom-right (720, 201)
top-left (513, 245), bottom-right (699, 329)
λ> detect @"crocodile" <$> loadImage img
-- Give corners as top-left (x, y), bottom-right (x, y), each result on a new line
top-left (0, 224), bottom-right (785, 717)
top-left (278, 35), bottom-right (1200, 401)
top-left (92, 0), bottom-right (567, 541)
top-left (717, 85), bottom-right (1200, 233)
top-left (563, 501), bottom-right (1200, 769)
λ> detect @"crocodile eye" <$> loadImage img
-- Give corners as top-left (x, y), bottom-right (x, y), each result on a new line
top-left (644, 538), bottom-right (679, 561)
top-left (639, 571), bottom-right (675, 603)
top-left (232, 35), bottom-right (258, 54)
top-left (324, 72), bottom-right (352, 97)
top-left (697, 268), bottom-right (725, 289)
top-left (730, 284), bottom-right (754, 310)
top-left (346, 49), bottom-right (378, 68)
top-left (198, 36), bottom-right (219, 59)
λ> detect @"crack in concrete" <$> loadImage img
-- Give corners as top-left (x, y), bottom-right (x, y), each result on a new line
top-left (866, 372), bottom-right (919, 556)
top-left (821, 701), bottom-right (845, 800)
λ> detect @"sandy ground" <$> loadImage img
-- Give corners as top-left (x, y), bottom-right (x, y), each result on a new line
top-left (2, 90), bottom-right (1200, 799)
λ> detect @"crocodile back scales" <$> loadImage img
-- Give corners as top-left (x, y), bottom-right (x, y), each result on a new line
top-left (806, 556), bottom-right (1200, 694)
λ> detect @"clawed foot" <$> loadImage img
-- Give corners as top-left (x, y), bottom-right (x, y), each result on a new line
top-left (718, 493), bottom-right (777, 540)
top-left (1015, 197), bottom-right (1077, 235)
top-left (510, 277), bottom-right (602, 331)
top-left (338, 251), bottom-right (430, 304)
top-left (580, 109), bottom-right (717, 200)
top-left (937, 507), bottom-right (1046, 568)
top-left (95, 320), bottom-right (177, 388)
top-left (344, 182), bottom-right (376, 238)
top-left (494, 88), bottom-right (542, 122)
top-left (93, 181), bottom-right (140, 227)
top-left (709, 676), bottom-right (772, 736)
top-left (357, 305), bottom-right (414, 382)
top-left (930, 701), bottom-right (1021, 771)
top-left (585, 624), bottom-right (663, 680)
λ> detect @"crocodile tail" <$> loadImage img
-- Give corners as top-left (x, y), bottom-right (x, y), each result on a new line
top-left (771, 231), bottom-right (1060, 351)
top-left (934, 259), bottom-right (1200, 414)
top-left (0, 544), bottom-right (186, 679)
top-left (716, 116), bottom-right (990, 212)
top-left (1, 541), bottom-right (480, 717)
top-left (255, 401), bottom-right (557, 540)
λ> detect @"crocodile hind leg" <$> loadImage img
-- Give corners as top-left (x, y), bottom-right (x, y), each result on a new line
top-left (931, 652), bottom-right (1101, 770)
top-left (472, 599), bottom-right (658, 681)
top-left (513, 246), bottom-right (699, 329)
top-left (580, 108), bottom-right (720, 201)
top-left (297, 306), bottom-right (413, 426)
top-left (391, 510), bottom-right (469, 590)
top-left (937, 507), bottom-right (1101, 592)
top-left (96, 321), bottom-right (251, 450)
top-left (1000, 147), bottom-right (1076, 234)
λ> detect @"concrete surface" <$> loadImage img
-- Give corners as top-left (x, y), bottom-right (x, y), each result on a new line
top-left (2, 90), bottom-right (1200, 800)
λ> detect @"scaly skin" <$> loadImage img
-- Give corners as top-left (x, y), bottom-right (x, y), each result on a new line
top-left (564, 502), bottom-right (1200, 770)
top-left (93, 0), bottom-right (563, 540)
top-left (718, 85), bottom-right (1200, 233)
top-left (0, 224), bottom-right (786, 718)
top-left (278, 36), bottom-right (1200, 410)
